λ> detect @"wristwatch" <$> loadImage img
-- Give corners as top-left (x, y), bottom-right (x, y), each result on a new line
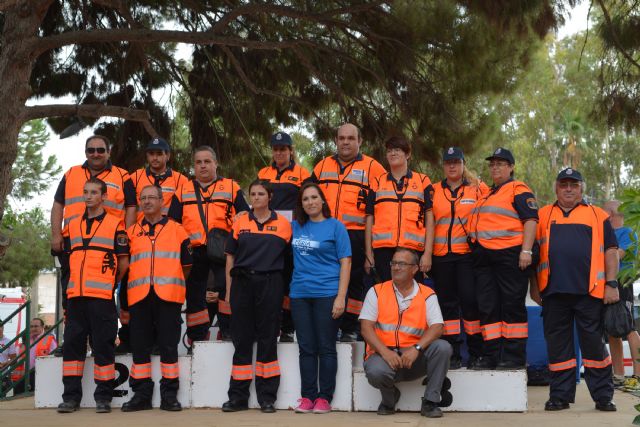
top-left (413, 344), bottom-right (423, 352)
top-left (605, 280), bottom-right (619, 289)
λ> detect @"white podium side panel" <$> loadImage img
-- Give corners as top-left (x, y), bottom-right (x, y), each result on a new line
top-left (191, 341), bottom-right (353, 411)
top-left (353, 368), bottom-right (527, 412)
top-left (35, 355), bottom-right (192, 408)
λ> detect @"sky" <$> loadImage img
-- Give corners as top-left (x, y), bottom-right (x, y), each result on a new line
top-left (15, 2), bottom-right (592, 213)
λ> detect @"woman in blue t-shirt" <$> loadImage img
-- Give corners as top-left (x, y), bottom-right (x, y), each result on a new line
top-left (290, 182), bottom-right (351, 414)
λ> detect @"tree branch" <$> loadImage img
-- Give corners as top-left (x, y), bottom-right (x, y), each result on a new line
top-left (595, 0), bottom-right (640, 72)
top-left (22, 104), bottom-right (159, 137)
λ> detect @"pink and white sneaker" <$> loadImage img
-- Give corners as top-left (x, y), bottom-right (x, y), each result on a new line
top-left (313, 398), bottom-right (332, 414)
top-left (294, 397), bottom-right (314, 413)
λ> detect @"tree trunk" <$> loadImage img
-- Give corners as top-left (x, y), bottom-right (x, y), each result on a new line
top-left (0, 1), bottom-right (52, 221)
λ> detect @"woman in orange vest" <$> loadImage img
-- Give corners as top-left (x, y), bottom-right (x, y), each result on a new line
top-left (469, 148), bottom-right (538, 370)
top-left (222, 180), bottom-right (292, 413)
top-left (257, 131), bottom-right (310, 343)
top-left (428, 147), bottom-right (488, 370)
top-left (364, 135), bottom-right (433, 282)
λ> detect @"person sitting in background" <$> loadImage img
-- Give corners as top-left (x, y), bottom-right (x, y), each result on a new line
top-left (12, 318), bottom-right (57, 394)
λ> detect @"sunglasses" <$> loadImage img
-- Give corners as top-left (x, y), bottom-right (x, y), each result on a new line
top-left (86, 147), bottom-right (107, 154)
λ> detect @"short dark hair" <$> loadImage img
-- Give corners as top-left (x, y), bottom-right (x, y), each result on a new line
top-left (193, 145), bottom-right (217, 161)
top-left (296, 182), bottom-right (331, 225)
top-left (394, 247), bottom-right (420, 265)
top-left (248, 179), bottom-right (273, 200)
top-left (141, 184), bottom-right (162, 199)
top-left (31, 318), bottom-right (45, 327)
top-left (385, 135), bottom-right (411, 155)
top-left (85, 176), bottom-right (107, 195)
top-left (85, 135), bottom-right (110, 151)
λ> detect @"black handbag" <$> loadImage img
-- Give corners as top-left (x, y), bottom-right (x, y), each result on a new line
top-left (194, 182), bottom-right (230, 265)
top-left (604, 299), bottom-right (634, 338)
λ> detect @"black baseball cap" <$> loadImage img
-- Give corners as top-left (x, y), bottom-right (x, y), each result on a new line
top-left (556, 168), bottom-right (583, 182)
top-left (270, 131), bottom-right (292, 146)
top-left (443, 147), bottom-right (464, 161)
top-left (146, 137), bottom-right (171, 152)
top-left (485, 147), bottom-right (515, 164)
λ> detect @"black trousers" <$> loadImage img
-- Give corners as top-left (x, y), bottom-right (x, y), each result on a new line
top-left (117, 272), bottom-right (130, 347)
top-left (431, 254), bottom-right (482, 359)
top-left (280, 251), bottom-right (295, 334)
top-left (543, 293), bottom-right (613, 403)
top-left (341, 229), bottom-right (365, 335)
top-left (129, 287), bottom-right (182, 401)
top-left (58, 246), bottom-right (70, 312)
top-left (473, 244), bottom-right (529, 364)
top-left (228, 270), bottom-right (283, 405)
top-left (62, 297), bottom-right (117, 403)
top-left (187, 247), bottom-right (227, 341)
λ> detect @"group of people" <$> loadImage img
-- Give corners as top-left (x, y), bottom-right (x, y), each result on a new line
top-left (27, 122), bottom-right (631, 416)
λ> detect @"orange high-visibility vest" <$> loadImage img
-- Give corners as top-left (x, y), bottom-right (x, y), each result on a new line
top-left (11, 335), bottom-right (55, 381)
top-left (432, 181), bottom-right (489, 256)
top-left (470, 180), bottom-right (534, 250)
top-left (536, 203), bottom-right (608, 298)
top-left (370, 172), bottom-right (431, 251)
top-left (365, 280), bottom-right (433, 359)
top-left (313, 154), bottom-right (386, 230)
top-left (61, 164), bottom-right (130, 237)
top-left (131, 168), bottom-right (188, 221)
top-left (174, 178), bottom-right (240, 246)
top-left (127, 219), bottom-right (190, 306)
top-left (67, 213), bottom-right (123, 300)
top-left (258, 161), bottom-right (310, 211)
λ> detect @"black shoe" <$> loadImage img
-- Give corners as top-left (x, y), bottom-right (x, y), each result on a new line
top-left (95, 401), bottom-right (111, 413)
top-left (469, 357), bottom-right (496, 370)
top-left (114, 343), bottom-right (131, 355)
top-left (467, 356), bottom-right (479, 369)
top-left (449, 355), bottom-right (462, 370)
top-left (221, 400), bottom-right (248, 412)
top-left (57, 400), bottom-right (79, 413)
top-left (279, 332), bottom-right (294, 343)
top-left (121, 396), bottom-right (152, 412)
top-left (420, 399), bottom-right (443, 418)
top-left (595, 400), bottom-right (617, 412)
top-left (496, 360), bottom-right (525, 370)
top-left (160, 397), bottom-right (182, 411)
top-left (339, 332), bottom-right (358, 342)
top-left (260, 402), bottom-right (276, 413)
top-left (544, 399), bottom-right (569, 411)
top-left (53, 346), bottom-right (64, 357)
top-left (377, 387), bottom-right (400, 415)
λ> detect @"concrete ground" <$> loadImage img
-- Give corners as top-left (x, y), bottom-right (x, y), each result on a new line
top-left (1, 384), bottom-right (638, 427)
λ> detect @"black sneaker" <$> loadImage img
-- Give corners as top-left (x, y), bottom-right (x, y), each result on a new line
top-left (221, 400), bottom-right (248, 412)
top-left (595, 400), bottom-right (616, 412)
top-left (260, 402), bottom-right (276, 413)
top-left (279, 332), bottom-right (295, 343)
top-left (496, 360), bottom-right (525, 370)
top-left (544, 399), bottom-right (569, 411)
top-left (160, 397), bottom-right (182, 411)
top-left (449, 355), bottom-right (462, 370)
top-left (57, 400), bottom-right (79, 413)
top-left (95, 401), bottom-right (111, 413)
top-left (377, 387), bottom-right (401, 415)
top-left (420, 398), bottom-right (443, 418)
top-left (53, 346), bottom-right (64, 357)
top-left (121, 396), bottom-right (152, 412)
top-left (339, 332), bottom-right (358, 342)
top-left (469, 357), bottom-right (496, 370)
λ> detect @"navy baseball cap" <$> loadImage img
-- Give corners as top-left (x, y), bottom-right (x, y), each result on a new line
top-left (485, 147), bottom-right (515, 164)
top-left (270, 131), bottom-right (292, 146)
top-left (556, 168), bottom-right (583, 182)
top-left (443, 147), bottom-right (464, 161)
top-left (146, 137), bottom-right (171, 152)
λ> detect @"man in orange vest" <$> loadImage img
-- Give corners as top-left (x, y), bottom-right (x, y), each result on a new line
top-left (312, 123), bottom-right (386, 341)
top-left (116, 137), bottom-right (188, 354)
top-left (360, 248), bottom-right (451, 418)
top-left (50, 135), bottom-right (137, 355)
top-left (11, 318), bottom-right (57, 394)
top-left (121, 185), bottom-right (192, 412)
top-left (168, 146), bottom-right (249, 346)
top-left (57, 177), bottom-right (130, 414)
top-left (531, 168), bottom-right (619, 412)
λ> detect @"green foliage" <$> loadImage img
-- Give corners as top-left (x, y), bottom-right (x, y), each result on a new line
top-left (0, 207), bottom-right (53, 287)
top-left (619, 188), bottom-right (640, 286)
top-left (10, 119), bottom-right (61, 201)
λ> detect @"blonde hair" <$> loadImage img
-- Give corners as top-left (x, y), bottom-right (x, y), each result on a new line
top-left (463, 165), bottom-right (480, 187)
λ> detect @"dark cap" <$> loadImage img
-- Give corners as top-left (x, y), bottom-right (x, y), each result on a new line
top-left (556, 168), bottom-right (583, 182)
top-left (270, 131), bottom-right (292, 147)
top-left (485, 147), bottom-right (515, 164)
top-left (146, 137), bottom-right (171, 152)
top-left (443, 146), bottom-right (464, 161)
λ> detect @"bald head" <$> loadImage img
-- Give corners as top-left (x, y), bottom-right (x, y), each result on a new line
top-left (335, 123), bottom-right (362, 163)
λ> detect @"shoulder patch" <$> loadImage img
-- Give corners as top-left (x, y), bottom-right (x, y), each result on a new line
top-left (117, 234), bottom-right (129, 246)
top-left (526, 198), bottom-right (538, 210)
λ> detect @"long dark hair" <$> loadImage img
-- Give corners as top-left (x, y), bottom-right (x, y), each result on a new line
top-left (295, 182), bottom-right (331, 225)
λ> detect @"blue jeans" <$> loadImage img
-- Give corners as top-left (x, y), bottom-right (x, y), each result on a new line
top-left (290, 296), bottom-right (340, 401)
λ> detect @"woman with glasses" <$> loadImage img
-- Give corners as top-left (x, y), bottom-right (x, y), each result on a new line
top-left (428, 147), bottom-right (488, 370)
top-left (469, 147), bottom-right (538, 370)
top-left (364, 135), bottom-right (433, 283)
top-left (290, 183), bottom-right (351, 414)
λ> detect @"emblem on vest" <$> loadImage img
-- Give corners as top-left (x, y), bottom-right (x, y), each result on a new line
top-left (102, 253), bottom-right (116, 274)
top-left (267, 226), bottom-right (277, 231)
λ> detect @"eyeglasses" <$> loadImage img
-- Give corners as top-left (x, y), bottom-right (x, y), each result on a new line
top-left (389, 261), bottom-right (417, 268)
top-left (139, 195), bottom-right (161, 201)
top-left (86, 147), bottom-right (107, 154)
top-left (488, 161), bottom-right (509, 168)
top-left (558, 181), bottom-right (581, 189)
